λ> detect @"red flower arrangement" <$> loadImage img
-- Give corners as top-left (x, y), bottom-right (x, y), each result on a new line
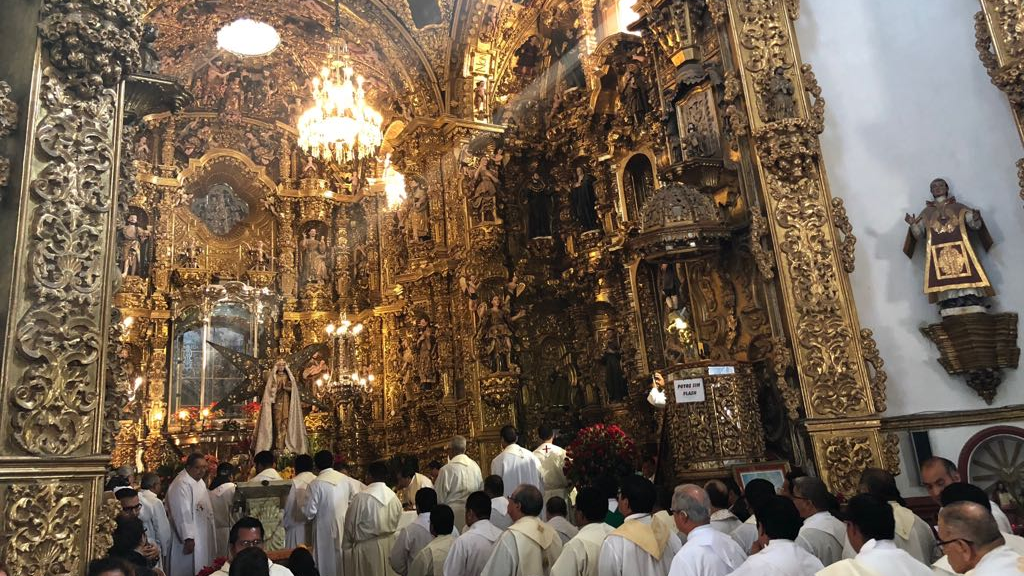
top-left (196, 556), bottom-right (226, 576)
top-left (563, 424), bottom-right (639, 488)
top-left (241, 401), bottom-right (261, 419)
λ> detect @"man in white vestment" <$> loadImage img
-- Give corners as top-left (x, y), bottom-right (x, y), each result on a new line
top-left (391, 488), bottom-right (460, 575)
top-left (491, 425), bottom-right (545, 497)
top-left (209, 462), bottom-right (239, 559)
top-left (920, 457), bottom-right (1013, 534)
top-left (791, 477), bottom-right (846, 567)
top-left (167, 453), bottom-right (216, 576)
top-left (728, 496), bottom-right (824, 576)
top-left (817, 494), bottom-right (931, 576)
top-left (399, 462), bottom-right (436, 511)
top-left (730, 478), bottom-right (775, 555)
top-left (210, 517), bottom-right (295, 576)
top-left (114, 487), bottom-right (163, 568)
top-left (410, 505), bottom-right (457, 576)
top-left (535, 425), bottom-right (568, 505)
top-left (484, 475), bottom-right (513, 530)
top-left (345, 461), bottom-right (404, 576)
top-left (250, 450), bottom-right (284, 483)
top-left (139, 473), bottom-right (173, 573)
top-left (598, 476), bottom-right (682, 576)
top-left (666, 484), bottom-right (746, 576)
top-left (435, 436), bottom-right (483, 532)
top-left (937, 501), bottom-right (1024, 576)
top-left (547, 497), bottom-right (579, 544)
top-left (254, 359), bottom-right (308, 454)
top-left (283, 454), bottom-right (317, 548)
top-left (855, 468), bottom-right (938, 565)
top-left (931, 482), bottom-right (1024, 575)
top-left (551, 487), bottom-right (614, 576)
top-left (444, 491), bottom-right (508, 576)
top-left (482, 484), bottom-right (564, 576)
top-left (704, 480), bottom-right (742, 536)
top-left (303, 450), bottom-right (360, 576)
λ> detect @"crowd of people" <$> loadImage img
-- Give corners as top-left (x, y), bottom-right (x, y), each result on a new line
top-left (88, 429), bottom-right (1024, 576)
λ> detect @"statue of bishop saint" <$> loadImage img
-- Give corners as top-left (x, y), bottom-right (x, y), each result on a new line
top-left (255, 359), bottom-right (308, 454)
top-left (903, 178), bottom-right (994, 307)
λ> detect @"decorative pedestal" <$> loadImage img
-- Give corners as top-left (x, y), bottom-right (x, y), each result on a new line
top-left (921, 311), bottom-right (1020, 403)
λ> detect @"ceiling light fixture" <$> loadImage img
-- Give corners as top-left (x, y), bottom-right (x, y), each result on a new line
top-left (217, 18), bottom-right (281, 57)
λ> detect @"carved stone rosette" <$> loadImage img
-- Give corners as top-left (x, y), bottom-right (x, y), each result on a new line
top-left (0, 0), bottom-right (141, 569)
top-left (720, 0), bottom-right (889, 493)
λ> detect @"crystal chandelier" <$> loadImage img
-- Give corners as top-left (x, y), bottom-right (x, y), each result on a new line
top-left (315, 314), bottom-right (375, 403)
top-left (297, 0), bottom-right (383, 165)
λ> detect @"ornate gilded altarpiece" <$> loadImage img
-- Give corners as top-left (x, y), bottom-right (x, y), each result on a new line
top-left (0, 0), bottom-right (912, 569)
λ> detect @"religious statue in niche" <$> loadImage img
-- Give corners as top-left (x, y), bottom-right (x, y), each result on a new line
top-left (301, 155), bottom-right (318, 178)
top-left (414, 314), bottom-right (439, 391)
top-left (177, 237), bottom-right (204, 268)
top-left (399, 336), bottom-right (416, 404)
top-left (526, 166), bottom-right (554, 239)
top-left (244, 240), bottom-right (272, 271)
top-left (764, 67), bottom-right (796, 122)
top-left (135, 135), bottom-right (151, 162)
top-left (514, 36), bottom-right (542, 77)
top-left (682, 123), bottom-right (712, 159)
top-left (139, 24), bottom-right (160, 74)
top-left (620, 63), bottom-right (650, 126)
top-left (120, 213), bottom-right (151, 277)
top-left (473, 80), bottom-right (488, 122)
top-left (468, 150), bottom-right (501, 224)
top-left (254, 359), bottom-right (308, 454)
top-left (300, 227), bottom-right (330, 285)
top-left (404, 175), bottom-right (432, 242)
top-left (659, 262), bottom-right (683, 313)
top-left (570, 163), bottom-right (599, 231)
top-left (598, 328), bottom-right (629, 402)
top-left (904, 178), bottom-right (994, 308)
top-left (474, 286), bottom-right (525, 373)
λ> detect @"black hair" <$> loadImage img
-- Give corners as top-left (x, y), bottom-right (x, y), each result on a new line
top-left (185, 452), bottom-right (206, 468)
top-left (845, 493), bottom-right (895, 541)
top-left (511, 485), bottom-right (544, 516)
top-left (576, 487), bottom-right (608, 523)
top-left (368, 460), bottom-right (391, 484)
top-left (940, 482), bottom-right (991, 509)
top-left (705, 480), bottom-right (730, 509)
top-left (114, 487), bottom-right (138, 501)
top-left (484, 475), bottom-right (504, 497)
top-left (210, 462), bottom-right (236, 490)
top-left (229, 516), bottom-right (265, 545)
top-left (288, 547), bottom-right (320, 576)
top-left (314, 450), bottom-right (334, 471)
top-left (466, 491), bottom-right (491, 519)
top-left (427, 460), bottom-right (443, 471)
top-left (538, 425), bottom-right (554, 441)
top-left (254, 451), bottom-right (275, 468)
top-left (415, 487), bottom-right (438, 513)
top-left (430, 504), bottom-right (455, 535)
top-left (858, 468), bottom-right (907, 506)
top-left (295, 454), bottom-right (314, 474)
top-left (744, 478), bottom-right (777, 515)
top-left (756, 496), bottom-right (803, 540)
top-left (546, 496), bottom-right (568, 517)
top-left (109, 516), bottom-right (146, 555)
top-left (500, 425), bottom-right (518, 445)
top-left (620, 475), bottom-right (656, 514)
top-left (229, 547), bottom-right (270, 576)
top-left (87, 558), bottom-right (130, 576)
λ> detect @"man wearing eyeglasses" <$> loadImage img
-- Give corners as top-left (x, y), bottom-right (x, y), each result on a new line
top-left (598, 475), bottom-right (682, 576)
top-left (665, 484), bottom-right (746, 576)
top-left (481, 484), bottom-right (563, 576)
top-left (115, 487), bottom-right (163, 570)
top-left (936, 501), bottom-right (1024, 576)
top-left (210, 517), bottom-right (295, 576)
top-left (932, 483), bottom-right (1024, 575)
top-left (816, 494), bottom-right (930, 576)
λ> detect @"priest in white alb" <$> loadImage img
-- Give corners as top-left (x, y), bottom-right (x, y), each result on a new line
top-left (854, 469), bottom-right (938, 565)
top-left (209, 462), bottom-right (238, 558)
top-left (283, 454), bottom-right (317, 548)
top-left (534, 425), bottom-right (568, 506)
top-left (545, 497), bottom-right (578, 545)
top-left (666, 484), bottom-right (747, 576)
top-left (250, 450), bottom-right (284, 483)
top-left (139, 472), bottom-right (173, 574)
top-left (409, 505), bottom-right (457, 576)
top-left (167, 453), bottom-right (216, 576)
top-left (303, 450), bottom-right (360, 576)
top-left (345, 461), bottom-right (404, 576)
top-left (444, 491), bottom-right (505, 576)
top-left (550, 487), bottom-right (614, 576)
top-left (484, 475), bottom-right (513, 530)
top-left (435, 435), bottom-right (483, 532)
top-left (728, 496), bottom-right (823, 576)
top-left (598, 476), bottom-right (682, 576)
top-left (791, 477), bottom-right (846, 567)
top-left (931, 482), bottom-right (1024, 575)
top-left (817, 494), bottom-right (931, 576)
top-left (919, 457), bottom-right (1013, 534)
top-left (481, 484), bottom-right (564, 576)
top-left (391, 488), bottom-right (459, 576)
top-left (936, 501), bottom-right (1024, 576)
top-left (703, 480), bottom-right (742, 536)
top-left (491, 425), bottom-right (544, 497)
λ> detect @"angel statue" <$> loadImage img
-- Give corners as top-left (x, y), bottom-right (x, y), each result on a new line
top-left (474, 289), bottom-right (526, 373)
top-left (244, 240), bottom-right (272, 271)
top-left (255, 359), bottom-right (307, 454)
top-left (459, 275), bottom-right (479, 316)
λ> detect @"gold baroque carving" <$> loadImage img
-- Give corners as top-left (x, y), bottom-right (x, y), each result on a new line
top-left (0, 81), bottom-right (16, 189)
top-left (2, 482), bottom-right (85, 575)
top-left (831, 197), bottom-right (856, 274)
top-left (860, 329), bottom-right (888, 413)
top-left (817, 434), bottom-right (875, 497)
top-left (749, 211), bottom-right (774, 280)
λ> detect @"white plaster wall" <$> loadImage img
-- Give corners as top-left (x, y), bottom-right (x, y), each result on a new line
top-left (794, 1), bottom-right (1024, 421)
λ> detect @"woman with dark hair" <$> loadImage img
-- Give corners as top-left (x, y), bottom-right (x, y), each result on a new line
top-left (228, 547), bottom-right (270, 576)
top-left (288, 547), bottom-right (319, 576)
top-left (108, 515), bottom-right (162, 576)
top-left (87, 557), bottom-right (132, 576)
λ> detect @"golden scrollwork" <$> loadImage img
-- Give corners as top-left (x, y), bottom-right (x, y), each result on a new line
top-left (748, 211), bottom-right (775, 280)
top-left (831, 197), bottom-right (856, 274)
top-left (0, 80), bottom-right (16, 190)
top-left (2, 482), bottom-right (85, 575)
top-left (860, 329), bottom-right (888, 413)
top-left (767, 336), bottom-right (800, 420)
top-left (815, 434), bottom-right (876, 497)
top-left (882, 432), bottom-right (901, 476)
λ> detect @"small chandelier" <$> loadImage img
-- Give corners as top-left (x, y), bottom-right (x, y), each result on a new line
top-left (297, 0), bottom-right (383, 164)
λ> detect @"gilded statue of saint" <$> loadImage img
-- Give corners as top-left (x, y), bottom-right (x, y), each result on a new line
top-left (300, 228), bottom-right (329, 285)
top-left (904, 178), bottom-right (994, 308)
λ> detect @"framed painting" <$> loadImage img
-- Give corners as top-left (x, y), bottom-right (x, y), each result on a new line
top-left (733, 461), bottom-right (790, 493)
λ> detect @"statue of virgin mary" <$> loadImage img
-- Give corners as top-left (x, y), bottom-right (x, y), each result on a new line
top-left (254, 359), bottom-right (308, 454)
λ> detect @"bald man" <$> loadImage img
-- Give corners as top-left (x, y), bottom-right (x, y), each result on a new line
top-left (920, 457), bottom-right (1012, 533)
top-left (667, 484), bottom-right (746, 576)
top-left (937, 501), bottom-right (1023, 575)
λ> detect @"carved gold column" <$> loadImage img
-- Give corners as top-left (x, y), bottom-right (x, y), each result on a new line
top-left (975, 2), bottom-right (1024, 204)
top-left (0, 0), bottom-right (142, 569)
top-left (718, 0), bottom-right (893, 494)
